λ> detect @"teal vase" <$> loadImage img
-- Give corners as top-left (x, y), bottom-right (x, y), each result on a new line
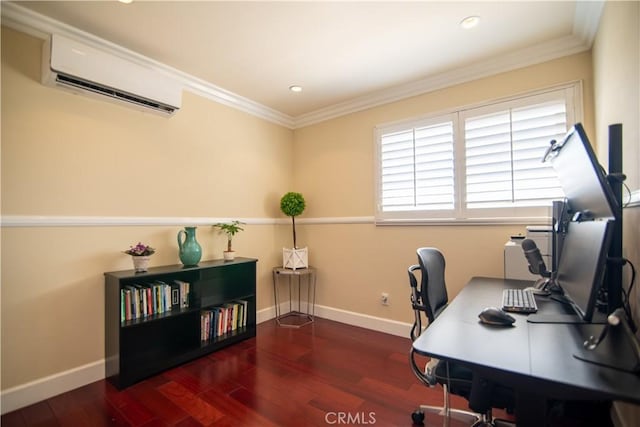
top-left (177, 226), bottom-right (202, 266)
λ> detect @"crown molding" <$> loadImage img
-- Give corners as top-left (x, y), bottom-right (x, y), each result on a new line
top-left (2, 1), bottom-right (603, 130)
top-left (294, 34), bottom-right (591, 128)
top-left (294, 2), bottom-right (603, 128)
top-left (573, 0), bottom-right (605, 46)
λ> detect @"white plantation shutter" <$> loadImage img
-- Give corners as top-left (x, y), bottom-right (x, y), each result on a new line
top-left (464, 100), bottom-right (567, 209)
top-left (375, 84), bottom-right (579, 223)
top-left (415, 123), bottom-right (455, 210)
top-left (379, 118), bottom-right (455, 213)
top-left (380, 129), bottom-right (416, 210)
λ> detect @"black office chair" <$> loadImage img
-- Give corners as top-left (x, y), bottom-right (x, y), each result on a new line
top-left (409, 247), bottom-right (515, 427)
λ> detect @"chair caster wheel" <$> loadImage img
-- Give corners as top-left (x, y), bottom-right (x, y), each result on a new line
top-left (411, 410), bottom-right (425, 425)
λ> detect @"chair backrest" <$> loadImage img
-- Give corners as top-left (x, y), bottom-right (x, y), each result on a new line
top-left (416, 247), bottom-right (449, 323)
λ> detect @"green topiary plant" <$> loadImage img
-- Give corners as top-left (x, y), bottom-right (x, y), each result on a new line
top-left (280, 192), bottom-right (306, 249)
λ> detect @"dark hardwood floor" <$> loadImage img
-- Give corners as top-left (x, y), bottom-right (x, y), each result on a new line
top-left (2, 317), bottom-right (499, 426)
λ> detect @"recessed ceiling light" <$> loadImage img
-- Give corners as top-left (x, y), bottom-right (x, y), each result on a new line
top-left (289, 85), bottom-right (303, 93)
top-left (118, 0), bottom-right (133, 4)
top-left (460, 15), bottom-right (480, 29)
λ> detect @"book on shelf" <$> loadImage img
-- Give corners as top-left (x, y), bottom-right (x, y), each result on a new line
top-left (170, 282), bottom-right (181, 310)
top-left (174, 280), bottom-right (190, 308)
top-left (121, 289), bottom-right (131, 322)
top-left (235, 299), bottom-right (248, 328)
top-left (120, 280), bottom-right (191, 323)
top-left (200, 299), bottom-right (249, 342)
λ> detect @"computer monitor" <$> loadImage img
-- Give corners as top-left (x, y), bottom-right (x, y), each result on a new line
top-left (554, 220), bottom-right (614, 322)
top-left (543, 123), bottom-right (618, 220)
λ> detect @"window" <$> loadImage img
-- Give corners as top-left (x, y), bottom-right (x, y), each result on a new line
top-left (375, 84), bottom-right (580, 223)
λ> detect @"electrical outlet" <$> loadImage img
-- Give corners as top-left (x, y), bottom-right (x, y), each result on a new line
top-left (381, 292), bottom-right (389, 306)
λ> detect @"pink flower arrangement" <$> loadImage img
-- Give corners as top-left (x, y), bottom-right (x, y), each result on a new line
top-left (123, 242), bottom-right (155, 256)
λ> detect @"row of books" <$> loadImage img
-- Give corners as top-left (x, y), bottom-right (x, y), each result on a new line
top-left (121, 280), bottom-right (190, 322)
top-left (201, 300), bottom-right (248, 342)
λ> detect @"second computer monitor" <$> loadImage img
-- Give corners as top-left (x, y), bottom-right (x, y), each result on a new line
top-left (555, 220), bottom-right (613, 322)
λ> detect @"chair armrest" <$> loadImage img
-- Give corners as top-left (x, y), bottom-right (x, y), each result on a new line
top-left (409, 348), bottom-right (436, 387)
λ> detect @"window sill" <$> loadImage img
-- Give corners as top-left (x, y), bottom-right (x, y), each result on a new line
top-left (374, 217), bottom-right (551, 226)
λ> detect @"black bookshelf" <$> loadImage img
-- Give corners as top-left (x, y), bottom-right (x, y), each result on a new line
top-left (104, 258), bottom-right (257, 389)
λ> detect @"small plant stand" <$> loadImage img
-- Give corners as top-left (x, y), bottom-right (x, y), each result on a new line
top-left (272, 266), bottom-right (316, 327)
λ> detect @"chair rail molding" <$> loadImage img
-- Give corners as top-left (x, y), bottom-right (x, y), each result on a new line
top-left (0, 215), bottom-right (279, 228)
top-left (0, 215), bottom-right (376, 228)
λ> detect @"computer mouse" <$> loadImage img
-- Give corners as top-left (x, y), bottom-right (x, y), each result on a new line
top-left (478, 307), bottom-right (516, 326)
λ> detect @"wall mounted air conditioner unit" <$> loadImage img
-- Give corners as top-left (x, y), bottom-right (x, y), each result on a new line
top-left (42, 34), bottom-right (182, 116)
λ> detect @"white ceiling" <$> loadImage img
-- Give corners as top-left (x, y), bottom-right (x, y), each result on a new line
top-left (3, 1), bottom-right (603, 127)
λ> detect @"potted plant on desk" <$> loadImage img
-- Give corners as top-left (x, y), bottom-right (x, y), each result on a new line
top-left (213, 220), bottom-right (245, 261)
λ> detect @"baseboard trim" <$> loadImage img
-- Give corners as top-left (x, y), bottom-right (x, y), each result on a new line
top-left (259, 302), bottom-right (412, 338)
top-left (1, 305), bottom-right (409, 414)
top-left (0, 359), bottom-right (105, 415)
top-left (313, 304), bottom-right (412, 337)
top-left (257, 305), bottom-right (277, 324)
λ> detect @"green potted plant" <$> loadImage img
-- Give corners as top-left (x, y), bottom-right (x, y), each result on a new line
top-left (280, 192), bottom-right (307, 269)
top-left (213, 220), bottom-right (244, 261)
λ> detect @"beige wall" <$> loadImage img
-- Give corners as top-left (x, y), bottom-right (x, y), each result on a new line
top-left (592, 1), bottom-right (640, 425)
top-left (1, 27), bottom-right (293, 389)
top-left (293, 52), bottom-right (595, 322)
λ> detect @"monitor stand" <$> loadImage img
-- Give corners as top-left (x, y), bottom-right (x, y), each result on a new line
top-left (573, 321), bottom-right (640, 374)
top-left (527, 313), bottom-right (587, 324)
top-left (526, 295), bottom-right (607, 324)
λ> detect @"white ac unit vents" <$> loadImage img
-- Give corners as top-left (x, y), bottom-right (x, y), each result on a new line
top-left (42, 34), bottom-right (182, 116)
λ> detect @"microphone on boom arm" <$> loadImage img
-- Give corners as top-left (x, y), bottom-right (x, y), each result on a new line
top-left (520, 238), bottom-right (558, 294)
top-left (521, 238), bottom-right (551, 278)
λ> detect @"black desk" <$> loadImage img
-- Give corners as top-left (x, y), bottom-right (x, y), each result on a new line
top-left (412, 277), bottom-right (640, 426)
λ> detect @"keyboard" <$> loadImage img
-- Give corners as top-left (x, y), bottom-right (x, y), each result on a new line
top-left (502, 288), bottom-right (538, 313)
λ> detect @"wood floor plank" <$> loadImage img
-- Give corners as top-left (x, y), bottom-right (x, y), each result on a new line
top-left (228, 385), bottom-right (328, 427)
top-left (16, 401), bottom-right (59, 427)
top-left (171, 416), bottom-right (204, 427)
top-left (236, 366), bottom-right (318, 412)
top-left (226, 386), bottom-right (292, 426)
top-left (293, 374), bottom-right (366, 411)
top-left (126, 378), bottom-right (190, 425)
top-left (0, 410), bottom-right (27, 427)
top-left (199, 387), bottom-right (280, 427)
top-left (156, 381), bottom-right (224, 426)
top-left (116, 400), bottom-right (157, 426)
